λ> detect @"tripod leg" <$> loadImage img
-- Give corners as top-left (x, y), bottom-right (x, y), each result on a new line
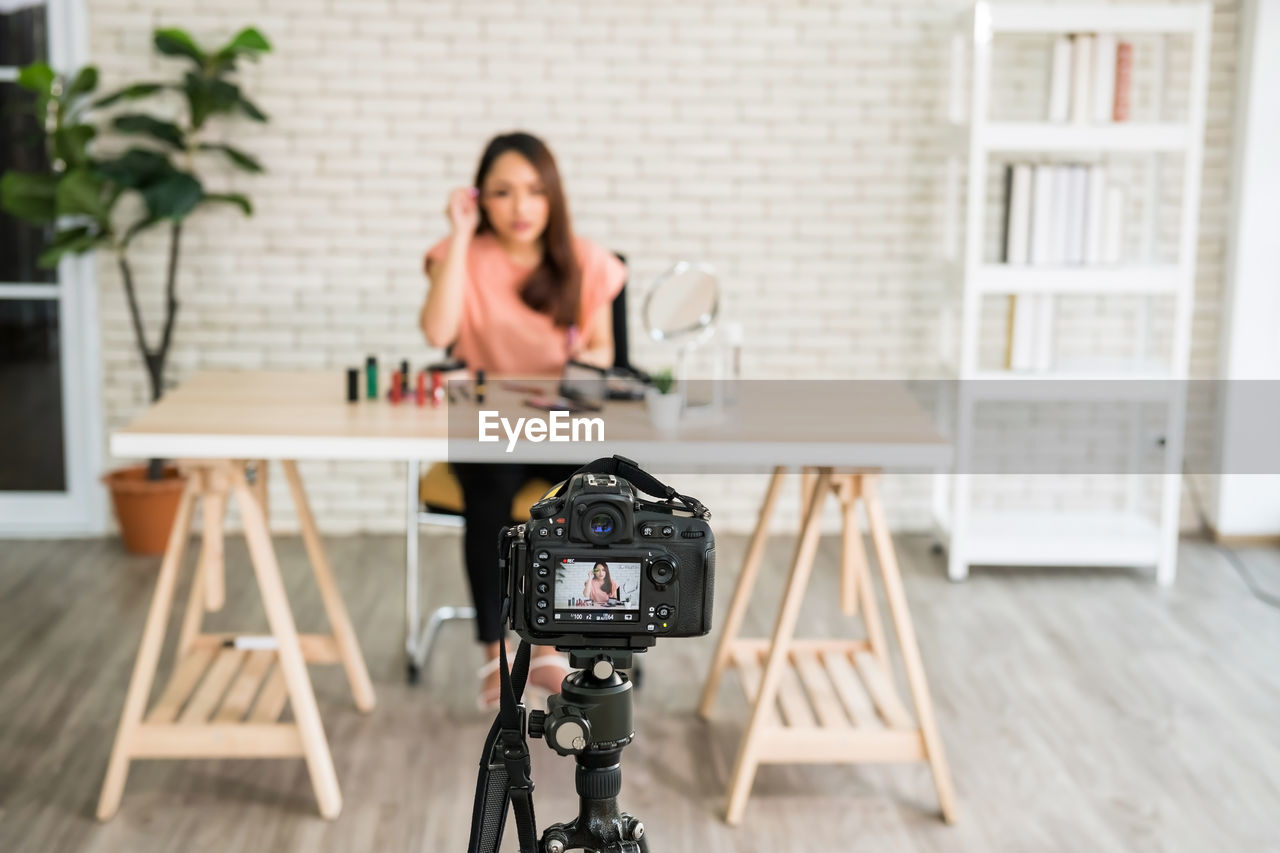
top-left (725, 469), bottom-right (831, 825)
top-left (698, 466), bottom-right (785, 720)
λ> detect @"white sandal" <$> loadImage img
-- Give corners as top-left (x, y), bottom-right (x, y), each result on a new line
top-left (476, 650), bottom-right (569, 713)
top-left (527, 654), bottom-right (573, 698)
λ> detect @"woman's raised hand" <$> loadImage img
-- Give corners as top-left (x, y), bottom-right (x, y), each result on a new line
top-left (446, 186), bottom-right (481, 235)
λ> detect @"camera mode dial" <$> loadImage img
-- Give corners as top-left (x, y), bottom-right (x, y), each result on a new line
top-left (529, 499), bottom-right (560, 520)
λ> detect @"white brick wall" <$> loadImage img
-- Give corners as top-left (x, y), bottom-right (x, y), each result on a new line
top-left (89, 0), bottom-right (1239, 535)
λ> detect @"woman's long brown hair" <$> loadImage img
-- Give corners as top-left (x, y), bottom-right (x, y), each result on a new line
top-left (593, 561), bottom-right (614, 595)
top-left (473, 132), bottom-right (581, 328)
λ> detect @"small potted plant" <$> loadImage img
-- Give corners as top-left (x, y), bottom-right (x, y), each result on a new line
top-left (645, 368), bottom-right (682, 433)
top-left (0, 27), bottom-right (271, 553)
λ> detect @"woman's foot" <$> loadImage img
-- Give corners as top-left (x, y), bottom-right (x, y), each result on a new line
top-left (477, 644), bottom-right (571, 712)
top-left (527, 647), bottom-right (572, 698)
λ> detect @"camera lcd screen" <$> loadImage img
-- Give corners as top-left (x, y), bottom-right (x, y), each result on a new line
top-left (553, 558), bottom-right (641, 624)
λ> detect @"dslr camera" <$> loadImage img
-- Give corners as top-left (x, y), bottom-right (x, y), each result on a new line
top-left (503, 464), bottom-right (715, 651)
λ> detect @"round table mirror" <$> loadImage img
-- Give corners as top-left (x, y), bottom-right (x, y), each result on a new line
top-left (642, 261), bottom-right (720, 346)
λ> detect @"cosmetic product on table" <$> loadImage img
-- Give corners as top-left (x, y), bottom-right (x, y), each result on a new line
top-left (365, 355), bottom-right (378, 400)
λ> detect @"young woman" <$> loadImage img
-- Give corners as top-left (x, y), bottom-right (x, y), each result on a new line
top-left (420, 132), bottom-right (626, 709)
top-left (583, 562), bottom-right (615, 606)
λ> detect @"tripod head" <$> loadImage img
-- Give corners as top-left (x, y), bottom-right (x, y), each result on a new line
top-left (528, 650), bottom-right (648, 853)
top-left (529, 651), bottom-right (634, 758)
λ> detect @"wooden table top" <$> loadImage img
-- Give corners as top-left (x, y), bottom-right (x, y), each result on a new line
top-left (111, 371), bottom-right (950, 470)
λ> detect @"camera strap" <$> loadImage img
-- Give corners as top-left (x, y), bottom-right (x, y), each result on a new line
top-left (573, 454), bottom-right (711, 519)
top-left (467, 610), bottom-right (539, 853)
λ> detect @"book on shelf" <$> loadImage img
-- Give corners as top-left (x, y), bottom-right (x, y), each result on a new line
top-left (1085, 165), bottom-right (1107, 264)
top-left (1001, 162), bottom-right (1129, 371)
top-left (1049, 165), bottom-right (1071, 265)
top-left (1004, 163), bottom-right (1124, 271)
top-left (1048, 36), bottom-right (1071, 123)
top-left (1092, 34), bottom-right (1117, 123)
top-left (1003, 164), bottom-right (1034, 370)
top-left (1009, 164), bottom-right (1059, 371)
top-left (1113, 41), bottom-right (1133, 121)
top-left (1070, 34), bottom-right (1094, 124)
top-left (1030, 164), bottom-right (1055, 264)
top-left (1002, 164), bottom-right (1034, 266)
top-left (1065, 165), bottom-right (1088, 265)
top-left (1045, 34), bottom-right (1133, 125)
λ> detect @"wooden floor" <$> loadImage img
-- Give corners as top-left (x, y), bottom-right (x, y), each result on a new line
top-left (1, 530), bottom-right (1278, 852)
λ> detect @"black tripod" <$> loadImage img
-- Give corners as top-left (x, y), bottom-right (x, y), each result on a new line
top-left (528, 650), bottom-right (650, 853)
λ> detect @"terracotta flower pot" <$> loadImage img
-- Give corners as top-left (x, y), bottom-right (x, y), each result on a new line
top-left (103, 465), bottom-right (187, 556)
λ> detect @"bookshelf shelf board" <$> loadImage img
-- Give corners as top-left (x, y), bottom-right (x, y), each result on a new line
top-left (980, 122), bottom-right (1190, 152)
top-left (962, 372), bottom-right (1178, 402)
top-left (972, 264), bottom-right (1181, 295)
top-left (983, 4), bottom-right (1207, 36)
top-left (940, 509), bottom-right (1162, 568)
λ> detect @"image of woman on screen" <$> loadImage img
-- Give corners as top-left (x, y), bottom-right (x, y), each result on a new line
top-left (582, 561), bottom-right (615, 606)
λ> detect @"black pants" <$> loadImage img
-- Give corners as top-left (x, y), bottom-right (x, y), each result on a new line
top-left (452, 462), bottom-right (580, 644)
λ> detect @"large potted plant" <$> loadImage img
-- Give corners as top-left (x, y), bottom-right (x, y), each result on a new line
top-left (0, 26), bottom-right (271, 554)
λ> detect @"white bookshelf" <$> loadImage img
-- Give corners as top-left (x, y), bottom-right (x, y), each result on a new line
top-left (936, 2), bottom-right (1212, 586)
